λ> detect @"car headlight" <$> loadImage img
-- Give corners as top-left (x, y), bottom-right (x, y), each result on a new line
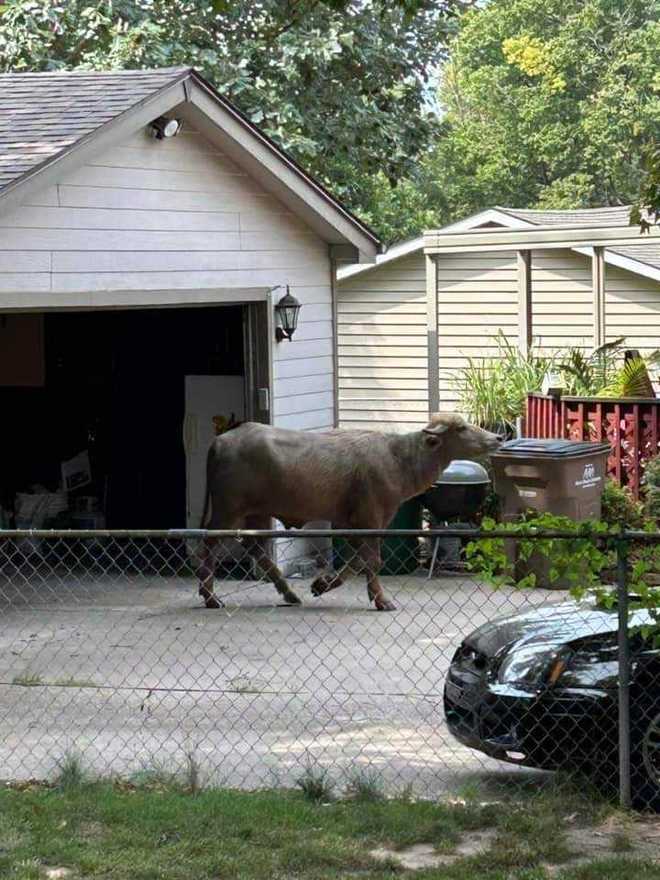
top-left (497, 644), bottom-right (570, 689)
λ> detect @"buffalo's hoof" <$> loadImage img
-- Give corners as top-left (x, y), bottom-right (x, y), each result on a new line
top-left (281, 589), bottom-right (302, 606)
top-left (310, 574), bottom-right (335, 597)
top-left (199, 588), bottom-right (224, 609)
top-left (375, 598), bottom-right (397, 612)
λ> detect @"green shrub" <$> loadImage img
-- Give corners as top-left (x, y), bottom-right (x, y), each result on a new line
top-left (600, 480), bottom-right (646, 529)
top-left (645, 456), bottom-right (660, 520)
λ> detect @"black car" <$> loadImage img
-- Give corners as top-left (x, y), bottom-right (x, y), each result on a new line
top-left (444, 598), bottom-right (660, 807)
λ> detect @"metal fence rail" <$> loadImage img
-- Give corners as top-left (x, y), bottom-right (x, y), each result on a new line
top-left (1, 528), bottom-right (658, 808)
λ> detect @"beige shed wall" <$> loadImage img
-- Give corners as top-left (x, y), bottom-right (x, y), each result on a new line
top-left (605, 264), bottom-right (660, 355)
top-left (336, 252), bottom-right (428, 431)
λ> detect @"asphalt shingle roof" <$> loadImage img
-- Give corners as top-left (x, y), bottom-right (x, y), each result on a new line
top-left (0, 67), bottom-right (190, 191)
top-left (496, 206), bottom-right (659, 274)
top-left (495, 205), bottom-right (633, 228)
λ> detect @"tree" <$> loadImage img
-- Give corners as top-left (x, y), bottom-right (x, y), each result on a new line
top-left (0, 0), bottom-right (467, 240)
top-left (424, 0), bottom-right (660, 222)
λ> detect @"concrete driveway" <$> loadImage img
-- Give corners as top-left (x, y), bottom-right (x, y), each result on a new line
top-left (0, 566), bottom-right (563, 795)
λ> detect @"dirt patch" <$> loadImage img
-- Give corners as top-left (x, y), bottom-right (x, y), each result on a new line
top-left (371, 817), bottom-right (660, 872)
top-left (370, 829), bottom-right (497, 869)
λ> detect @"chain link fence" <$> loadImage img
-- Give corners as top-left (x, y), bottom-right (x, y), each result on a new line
top-left (1, 527), bottom-right (659, 808)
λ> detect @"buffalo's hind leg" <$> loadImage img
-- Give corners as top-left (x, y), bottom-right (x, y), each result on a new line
top-left (243, 516), bottom-right (301, 606)
top-left (197, 512), bottom-right (242, 609)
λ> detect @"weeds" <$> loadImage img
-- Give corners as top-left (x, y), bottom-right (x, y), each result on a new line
top-left (11, 672), bottom-right (43, 687)
top-left (184, 750), bottom-right (202, 796)
top-left (345, 767), bottom-right (385, 802)
top-left (53, 752), bottom-right (86, 791)
top-left (296, 765), bottom-right (334, 802)
top-left (53, 676), bottom-right (98, 688)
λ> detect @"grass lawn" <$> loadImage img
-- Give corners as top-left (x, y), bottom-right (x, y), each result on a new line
top-left (1, 769), bottom-right (659, 880)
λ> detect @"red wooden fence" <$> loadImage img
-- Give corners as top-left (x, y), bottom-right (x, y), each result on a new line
top-left (525, 393), bottom-right (660, 499)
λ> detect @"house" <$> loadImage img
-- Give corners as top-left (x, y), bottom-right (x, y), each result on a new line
top-left (337, 207), bottom-right (660, 432)
top-left (0, 67), bottom-right (380, 531)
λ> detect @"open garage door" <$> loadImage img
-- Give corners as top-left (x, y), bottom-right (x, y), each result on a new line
top-left (0, 301), bottom-right (271, 530)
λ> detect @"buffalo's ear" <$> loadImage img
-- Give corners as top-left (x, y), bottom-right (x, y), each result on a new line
top-left (422, 424), bottom-right (449, 437)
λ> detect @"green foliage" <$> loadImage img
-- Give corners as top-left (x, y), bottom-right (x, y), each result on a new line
top-left (644, 456), bottom-right (660, 519)
top-left (465, 514), bottom-right (612, 594)
top-left (466, 516), bottom-right (660, 631)
top-left (630, 141), bottom-right (660, 231)
top-left (558, 339), bottom-right (625, 397)
top-left (558, 341), bottom-right (659, 398)
top-left (425, 0), bottom-right (660, 222)
top-left (452, 331), bottom-right (554, 432)
top-left (0, 0), bottom-right (465, 243)
top-left (600, 480), bottom-right (645, 530)
top-left (597, 353), bottom-right (659, 399)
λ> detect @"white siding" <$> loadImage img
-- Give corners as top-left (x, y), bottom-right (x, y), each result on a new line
top-left (605, 264), bottom-right (660, 354)
top-left (0, 125), bottom-right (335, 432)
top-left (336, 253), bottom-right (428, 431)
top-left (436, 252), bottom-right (518, 412)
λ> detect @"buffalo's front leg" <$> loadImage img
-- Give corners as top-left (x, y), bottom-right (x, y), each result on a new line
top-left (363, 539), bottom-right (396, 611)
top-left (311, 538), bottom-right (396, 611)
top-left (243, 518), bottom-right (301, 605)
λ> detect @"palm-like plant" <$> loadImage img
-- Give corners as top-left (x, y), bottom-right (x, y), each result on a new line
top-left (558, 338), bottom-right (626, 396)
top-left (597, 352), bottom-right (659, 398)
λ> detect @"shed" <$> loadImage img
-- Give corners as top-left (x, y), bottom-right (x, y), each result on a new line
top-left (0, 67), bottom-right (379, 532)
top-left (337, 207), bottom-right (660, 431)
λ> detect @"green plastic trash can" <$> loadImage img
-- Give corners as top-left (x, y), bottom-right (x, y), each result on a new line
top-left (333, 496), bottom-right (422, 576)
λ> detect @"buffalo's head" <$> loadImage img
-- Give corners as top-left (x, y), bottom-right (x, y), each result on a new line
top-left (422, 413), bottom-right (502, 462)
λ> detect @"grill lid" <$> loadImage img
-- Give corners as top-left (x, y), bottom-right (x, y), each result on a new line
top-left (434, 459), bottom-right (491, 485)
top-left (495, 439), bottom-right (611, 458)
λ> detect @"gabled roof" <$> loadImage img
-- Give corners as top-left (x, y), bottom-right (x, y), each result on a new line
top-left (338, 205), bottom-right (659, 282)
top-left (0, 67), bottom-right (380, 258)
top-left (0, 68), bottom-right (186, 189)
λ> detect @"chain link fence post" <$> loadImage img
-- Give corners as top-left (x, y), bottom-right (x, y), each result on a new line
top-left (617, 536), bottom-right (632, 810)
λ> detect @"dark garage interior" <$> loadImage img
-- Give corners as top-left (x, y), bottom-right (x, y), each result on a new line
top-left (0, 305), bottom-right (245, 529)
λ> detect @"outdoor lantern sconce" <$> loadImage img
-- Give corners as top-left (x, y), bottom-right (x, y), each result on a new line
top-left (149, 116), bottom-right (183, 139)
top-left (274, 287), bottom-right (301, 342)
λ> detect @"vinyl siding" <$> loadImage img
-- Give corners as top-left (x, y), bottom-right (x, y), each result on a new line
top-left (530, 249), bottom-right (593, 353)
top-left (436, 251), bottom-right (518, 412)
top-left (0, 124), bottom-right (335, 433)
top-left (340, 240), bottom-right (660, 431)
top-left (336, 253), bottom-right (428, 432)
top-left (605, 264), bottom-right (660, 354)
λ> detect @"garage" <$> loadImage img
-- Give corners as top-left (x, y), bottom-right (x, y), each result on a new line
top-left (0, 66), bottom-right (380, 535)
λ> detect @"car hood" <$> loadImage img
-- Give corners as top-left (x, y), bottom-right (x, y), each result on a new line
top-left (466, 598), bottom-right (651, 658)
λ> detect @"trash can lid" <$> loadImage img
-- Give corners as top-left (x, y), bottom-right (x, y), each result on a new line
top-left (495, 438), bottom-right (611, 458)
top-left (433, 459), bottom-right (491, 485)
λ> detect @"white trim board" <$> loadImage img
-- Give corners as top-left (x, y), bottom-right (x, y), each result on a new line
top-left (338, 208), bottom-right (660, 286)
top-left (0, 287), bottom-right (269, 313)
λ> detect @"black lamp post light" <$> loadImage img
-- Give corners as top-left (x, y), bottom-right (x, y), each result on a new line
top-left (274, 287), bottom-right (301, 341)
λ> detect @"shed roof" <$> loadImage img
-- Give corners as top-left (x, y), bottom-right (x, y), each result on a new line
top-left (0, 67), bottom-right (380, 258)
top-left (338, 205), bottom-right (659, 282)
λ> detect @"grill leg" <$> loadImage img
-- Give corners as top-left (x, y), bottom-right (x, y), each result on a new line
top-left (428, 536), bottom-right (441, 580)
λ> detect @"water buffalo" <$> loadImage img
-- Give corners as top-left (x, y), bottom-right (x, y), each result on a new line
top-left (197, 413), bottom-right (501, 610)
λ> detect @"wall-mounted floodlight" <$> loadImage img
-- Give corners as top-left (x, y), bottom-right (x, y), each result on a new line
top-left (149, 116), bottom-right (183, 139)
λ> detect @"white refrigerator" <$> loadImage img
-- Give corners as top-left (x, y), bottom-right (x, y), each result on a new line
top-left (183, 375), bottom-right (245, 528)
